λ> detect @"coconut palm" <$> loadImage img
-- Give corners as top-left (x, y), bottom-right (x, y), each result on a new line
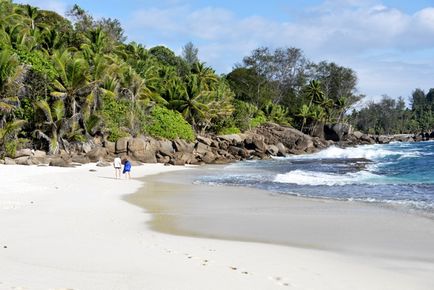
top-left (16, 4), bottom-right (39, 30)
top-left (0, 119), bottom-right (26, 156)
top-left (297, 104), bottom-right (311, 132)
top-left (33, 99), bottom-right (81, 154)
top-left (191, 62), bottom-right (218, 91)
top-left (305, 80), bottom-right (324, 107)
top-left (50, 49), bottom-right (89, 118)
top-left (169, 74), bottom-right (210, 130)
top-left (0, 50), bottom-right (22, 126)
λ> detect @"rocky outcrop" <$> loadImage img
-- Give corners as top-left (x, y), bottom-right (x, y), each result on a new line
top-left (128, 137), bottom-right (157, 163)
top-left (2, 122), bottom-right (428, 167)
top-left (86, 147), bottom-right (108, 162)
top-left (324, 124), bottom-right (353, 142)
top-left (253, 123), bottom-right (315, 153)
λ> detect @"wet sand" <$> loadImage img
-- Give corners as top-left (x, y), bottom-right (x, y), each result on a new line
top-left (128, 166), bottom-right (434, 262)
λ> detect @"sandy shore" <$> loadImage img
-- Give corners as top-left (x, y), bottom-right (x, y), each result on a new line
top-left (1, 164), bottom-right (434, 290)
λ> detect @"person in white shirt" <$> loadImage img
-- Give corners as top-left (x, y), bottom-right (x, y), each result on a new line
top-left (113, 155), bottom-right (122, 179)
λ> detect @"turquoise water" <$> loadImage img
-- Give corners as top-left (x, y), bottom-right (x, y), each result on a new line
top-left (197, 141), bottom-right (434, 213)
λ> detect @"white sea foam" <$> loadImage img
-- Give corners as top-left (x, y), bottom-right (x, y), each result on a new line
top-left (290, 145), bottom-right (419, 160)
top-left (274, 169), bottom-right (381, 186)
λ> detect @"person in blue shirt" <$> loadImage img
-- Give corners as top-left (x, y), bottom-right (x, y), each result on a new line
top-left (122, 158), bottom-right (132, 179)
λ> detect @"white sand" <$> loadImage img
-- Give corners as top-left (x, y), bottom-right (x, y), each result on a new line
top-left (1, 164), bottom-right (433, 290)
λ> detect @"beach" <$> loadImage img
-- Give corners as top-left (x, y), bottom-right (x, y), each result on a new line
top-left (1, 164), bottom-right (434, 290)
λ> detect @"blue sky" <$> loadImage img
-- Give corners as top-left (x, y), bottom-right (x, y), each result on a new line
top-left (17, 0), bottom-right (434, 104)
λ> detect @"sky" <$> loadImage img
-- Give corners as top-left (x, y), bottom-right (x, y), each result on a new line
top-left (17, 0), bottom-right (434, 104)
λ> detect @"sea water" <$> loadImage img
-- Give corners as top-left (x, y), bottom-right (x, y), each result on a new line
top-left (196, 141), bottom-right (434, 214)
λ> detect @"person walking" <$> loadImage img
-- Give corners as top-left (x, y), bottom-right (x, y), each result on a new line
top-left (123, 158), bottom-right (132, 179)
top-left (113, 155), bottom-right (122, 179)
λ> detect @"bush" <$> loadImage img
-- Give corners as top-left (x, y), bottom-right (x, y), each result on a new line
top-left (101, 95), bottom-right (131, 141)
top-left (5, 139), bottom-right (17, 158)
top-left (15, 50), bottom-right (57, 80)
top-left (249, 113), bottom-right (267, 128)
top-left (218, 126), bottom-right (240, 135)
top-left (144, 106), bottom-right (195, 141)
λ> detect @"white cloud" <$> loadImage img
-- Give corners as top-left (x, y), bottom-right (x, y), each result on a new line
top-left (125, 2), bottom-right (434, 98)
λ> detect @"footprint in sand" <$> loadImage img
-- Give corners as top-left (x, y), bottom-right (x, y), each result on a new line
top-left (229, 266), bottom-right (250, 275)
top-left (269, 276), bottom-right (292, 287)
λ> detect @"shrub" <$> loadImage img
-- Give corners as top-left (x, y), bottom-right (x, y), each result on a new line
top-left (101, 95), bottom-right (131, 141)
top-left (218, 126), bottom-right (240, 135)
top-left (143, 106), bottom-right (195, 141)
top-left (249, 113), bottom-right (267, 128)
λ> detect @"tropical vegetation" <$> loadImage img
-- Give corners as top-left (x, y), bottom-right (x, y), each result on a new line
top-left (0, 0), bottom-right (433, 157)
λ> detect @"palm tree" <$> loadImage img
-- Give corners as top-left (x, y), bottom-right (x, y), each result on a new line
top-left (0, 119), bottom-right (26, 157)
top-left (16, 4), bottom-right (39, 30)
top-left (297, 104), bottom-right (311, 133)
top-left (191, 62), bottom-right (218, 91)
top-left (169, 75), bottom-right (209, 130)
top-left (0, 50), bottom-right (21, 126)
top-left (50, 49), bottom-right (89, 118)
top-left (33, 99), bottom-right (80, 154)
top-left (81, 27), bottom-right (109, 56)
top-left (305, 80), bottom-right (324, 108)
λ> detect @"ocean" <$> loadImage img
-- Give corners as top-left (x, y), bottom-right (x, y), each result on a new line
top-left (196, 141), bottom-right (434, 215)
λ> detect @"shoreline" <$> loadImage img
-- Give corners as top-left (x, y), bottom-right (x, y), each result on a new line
top-left (1, 164), bottom-right (434, 289)
top-left (128, 167), bottom-right (434, 262)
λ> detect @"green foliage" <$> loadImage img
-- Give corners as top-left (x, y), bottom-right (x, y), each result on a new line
top-left (3, 0), bottom-right (431, 152)
top-left (143, 106), bottom-right (195, 141)
top-left (218, 126), bottom-right (240, 135)
top-left (15, 50), bottom-right (57, 80)
top-left (106, 125), bottom-right (129, 142)
top-left (5, 138), bottom-right (17, 158)
top-left (101, 94), bottom-right (130, 141)
top-left (0, 119), bottom-right (26, 157)
top-left (249, 113), bottom-right (267, 128)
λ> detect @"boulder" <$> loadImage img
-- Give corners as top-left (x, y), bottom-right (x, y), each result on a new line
top-left (127, 138), bottom-right (158, 163)
top-left (33, 150), bottom-right (46, 158)
top-left (157, 155), bottom-right (170, 164)
top-left (195, 142), bottom-right (211, 155)
top-left (0, 159), bottom-right (4, 165)
top-left (266, 145), bottom-right (279, 156)
top-left (104, 141), bottom-right (116, 154)
top-left (30, 156), bottom-right (48, 165)
top-left (15, 148), bottom-right (33, 158)
top-left (115, 137), bottom-right (130, 153)
top-left (173, 152), bottom-right (195, 164)
top-left (217, 134), bottom-right (245, 146)
top-left (360, 134), bottom-right (375, 144)
top-left (324, 123), bottom-right (353, 141)
top-left (201, 152), bottom-right (216, 163)
top-left (169, 158), bottom-right (186, 166)
top-left (86, 147), bottom-right (108, 162)
top-left (276, 142), bottom-right (287, 156)
top-left (228, 146), bottom-right (248, 158)
top-left (14, 156), bottom-right (32, 165)
top-left (82, 142), bottom-right (93, 154)
top-left (253, 123), bottom-right (314, 153)
top-left (244, 134), bottom-right (266, 152)
top-left (174, 139), bottom-right (195, 153)
top-left (49, 158), bottom-right (73, 167)
top-left (352, 131), bottom-right (364, 139)
top-left (4, 157), bottom-right (16, 165)
top-left (71, 155), bottom-right (90, 164)
top-left (196, 136), bottom-right (213, 146)
top-left (128, 138), bottom-right (146, 153)
top-left (157, 140), bottom-right (174, 156)
top-left (377, 135), bottom-right (391, 144)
